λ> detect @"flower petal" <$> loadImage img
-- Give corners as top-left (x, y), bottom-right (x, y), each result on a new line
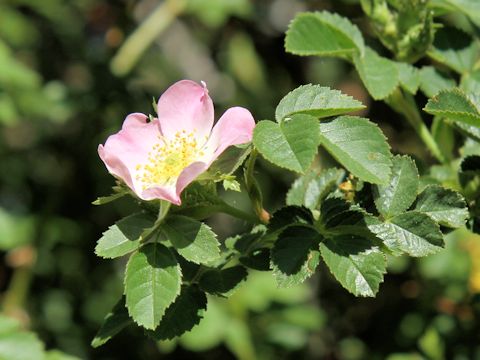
top-left (141, 186), bottom-right (180, 205)
top-left (175, 162), bottom-right (209, 204)
top-left (98, 113), bottom-right (161, 198)
top-left (157, 80), bottom-right (214, 142)
top-left (204, 107), bottom-right (255, 164)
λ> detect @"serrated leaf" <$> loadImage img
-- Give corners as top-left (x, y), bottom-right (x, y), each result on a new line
top-left (396, 62), bottom-right (420, 94)
top-left (418, 66), bottom-right (456, 98)
top-left (147, 286), bottom-right (207, 340)
top-left (319, 116), bottom-right (392, 184)
top-left (424, 88), bottom-right (480, 127)
top-left (162, 215), bottom-right (220, 265)
top-left (428, 27), bottom-right (479, 74)
top-left (320, 235), bottom-right (386, 297)
top-left (91, 297), bottom-right (131, 348)
top-left (373, 155), bottom-right (419, 218)
top-left (368, 211), bottom-right (444, 256)
top-left (275, 84), bottom-right (365, 122)
top-left (253, 115), bottom-right (320, 173)
top-left (95, 212), bottom-right (155, 259)
top-left (271, 226), bottom-right (321, 287)
top-left (124, 243), bottom-right (181, 330)
top-left (354, 47), bottom-right (399, 100)
top-left (320, 197), bottom-right (375, 238)
top-left (285, 11), bottom-right (364, 57)
top-left (269, 206), bottom-right (314, 233)
top-left (286, 168), bottom-right (346, 209)
top-left (414, 185), bottom-right (468, 228)
top-left (239, 248), bottom-right (271, 271)
top-left (199, 266), bottom-right (248, 296)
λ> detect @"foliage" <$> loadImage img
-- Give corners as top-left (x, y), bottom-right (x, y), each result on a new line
top-left (2, 0), bottom-right (480, 359)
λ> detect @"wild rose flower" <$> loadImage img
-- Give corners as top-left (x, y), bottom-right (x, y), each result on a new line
top-left (98, 80), bottom-right (255, 205)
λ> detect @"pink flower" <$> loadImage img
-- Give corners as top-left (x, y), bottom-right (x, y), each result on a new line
top-left (98, 80), bottom-right (255, 205)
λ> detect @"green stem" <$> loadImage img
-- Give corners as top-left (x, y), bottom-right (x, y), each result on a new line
top-left (2, 258), bottom-right (34, 316)
top-left (387, 89), bottom-right (446, 163)
top-left (141, 200), bottom-right (171, 243)
top-left (244, 149), bottom-right (270, 223)
top-left (216, 202), bottom-right (259, 223)
top-left (110, 0), bottom-right (187, 76)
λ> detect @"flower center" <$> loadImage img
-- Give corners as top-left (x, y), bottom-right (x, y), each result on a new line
top-left (136, 130), bottom-right (204, 189)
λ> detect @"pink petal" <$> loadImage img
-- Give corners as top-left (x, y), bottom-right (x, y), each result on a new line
top-left (204, 107), bottom-right (255, 165)
top-left (175, 162), bottom-right (209, 203)
top-left (141, 186), bottom-right (180, 205)
top-left (98, 113), bottom-right (161, 198)
top-left (157, 80), bottom-right (214, 142)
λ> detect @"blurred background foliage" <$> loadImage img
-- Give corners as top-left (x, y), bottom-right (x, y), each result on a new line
top-left (1, 0), bottom-right (480, 359)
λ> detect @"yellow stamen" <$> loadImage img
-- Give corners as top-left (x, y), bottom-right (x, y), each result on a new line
top-left (136, 131), bottom-right (203, 189)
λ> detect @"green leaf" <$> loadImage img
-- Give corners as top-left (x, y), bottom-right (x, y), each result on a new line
top-left (162, 215), bottom-right (220, 265)
top-left (269, 206), bottom-right (314, 233)
top-left (418, 66), bottom-right (456, 98)
top-left (285, 11), bottom-right (364, 57)
top-left (239, 248), bottom-right (271, 271)
top-left (147, 286), bottom-right (207, 340)
top-left (354, 47), bottom-right (399, 100)
top-left (206, 144), bottom-right (251, 177)
top-left (373, 155), bottom-right (419, 218)
top-left (286, 168), bottom-right (345, 209)
top-left (368, 211), bottom-right (444, 256)
top-left (271, 226), bottom-right (321, 287)
top-left (414, 185), bottom-right (468, 228)
top-left (320, 235), bottom-right (386, 297)
top-left (199, 266), bottom-right (248, 296)
top-left (424, 88), bottom-right (480, 127)
top-left (396, 62), bottom-right (420, 94)
top-left (275, 84), bottom-right (365, 122)
top-left (253, 115), bottom-right (321, 173)
top-left (0, 330), bottom-right (44, 360)
top-left (428, 27), bottom-right (479, 74)
top-left (319, 116), bottom-right (392, 184)
top-left (124, 243), bottom-right (181, 330)
top-left (319, 198), bottom-right (377, 239)
top-left (91, 297), bottom-right (131, 348)
top-left (432, 0), bottom-right (480, 26)
top-left (95, 212), bottom-right (155, 259)
top-left (92, 188), bottom-right (128, 205)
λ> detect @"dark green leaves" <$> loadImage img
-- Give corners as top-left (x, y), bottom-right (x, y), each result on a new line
top-left (319, 116), bottom-right (392, 184)
top-left (91, 298), bottom-right (131, 348)
top-left (199, 266), bottom-right (248, 296)
top-left (320, 235), bottom-right (386, 297)
top-left (271, 226), bottom-right (321, 287)
top-left (253, 115), bottom-right (320, 173)
top-left (162, 215), bottom-right (220, 264)
top-left (125, 243), bottom-right (181, 329)
top-left (414, 185), bottom-right (468, 228)
top-left (275, 84), bottom-right (365, 122)
top-left (148, 286), bottom-right (207, 340)
top-left (424, 88), bottom-right (480, 127)
top-left (373, 155), bottom-right (419, 218)
top-left (95, 212), bottom-right (155, 259)
top-left (285, 11), bottom-right (364, 57)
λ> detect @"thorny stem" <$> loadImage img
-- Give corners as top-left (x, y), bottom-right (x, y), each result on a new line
top-left (387, 88), bottom-right (446, 163)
